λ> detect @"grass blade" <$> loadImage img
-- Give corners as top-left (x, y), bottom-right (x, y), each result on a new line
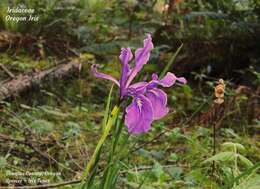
top-left (102, 84), bottom-right (114, 132)
top-left (159, 44), bottom-right (183, 79)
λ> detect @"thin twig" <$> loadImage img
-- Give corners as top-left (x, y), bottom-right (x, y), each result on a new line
top-left (0, 63), bottom-right (15, 78)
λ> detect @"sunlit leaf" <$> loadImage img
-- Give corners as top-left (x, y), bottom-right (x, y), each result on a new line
top-left (222, 142), bottom-right (245, 152)
top-left (237, 155), bottom-right (253, 167)
top-left (203, 152), bottom-right (235, 163)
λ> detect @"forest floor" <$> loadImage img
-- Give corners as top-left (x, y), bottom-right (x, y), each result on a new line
top-left (0, 50), bottom-right (259, 189)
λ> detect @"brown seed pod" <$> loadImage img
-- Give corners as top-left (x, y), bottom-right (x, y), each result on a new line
top-left (214, 79), bottom-right (225, 104)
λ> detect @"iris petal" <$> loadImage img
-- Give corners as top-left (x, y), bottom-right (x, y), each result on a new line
top-left (125, 94), bottom-right (153, 134)
top-left (119, 47), bottom-right (132, 71)
top-left (126, 34), bottom-right (154, 87)
top-left (159, 72), bottom-right (187, 87)
top-left (127, 81), bottom-right (147, 96)
top-left (134, 34), bottom-right (154, 71)
top-left (91, 65), bottom-right (120, 86)
top-left (119, 48), bottom-right (133, 97)
top-left (146, 88), bottom-right (169, 120)
top-left (146, 72), bottom-right (187, 90)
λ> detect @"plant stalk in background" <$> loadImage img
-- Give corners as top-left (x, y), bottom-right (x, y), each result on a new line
top-left (212, 79), bottom-right (225, 175)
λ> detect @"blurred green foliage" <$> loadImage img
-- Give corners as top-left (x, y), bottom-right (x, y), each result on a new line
top-left (0, 0), bottom-right (259, 188)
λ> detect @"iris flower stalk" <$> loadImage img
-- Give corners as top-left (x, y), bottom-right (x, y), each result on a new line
top-left (81, 34), bottom-right (186, 186)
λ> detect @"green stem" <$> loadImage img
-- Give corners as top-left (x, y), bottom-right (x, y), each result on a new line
top-left (80, 105), bottom-right (120, 187)
top-left (102, 113), bottom-right (126, 189)
top-left (234, 146), bottom-right (238, 177)
top-left (112, 112), bottom-right (126, 153)
top-left (212, 121), bottom-right (216, 176)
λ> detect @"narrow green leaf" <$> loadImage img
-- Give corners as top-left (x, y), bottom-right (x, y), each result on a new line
top-left (238, 155), bottom-right (253, 167)
top-left (159, 44), bottom-right (183, 79)
top-left (80, 105), bottom-right (120, 188)
top-left (102, 84), bottom-right (114, 132)
top-left (103, 163), bottom-right (121, 189)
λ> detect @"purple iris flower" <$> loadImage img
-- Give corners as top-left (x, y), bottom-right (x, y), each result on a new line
top-left (91, 34), bottom-right (187, 134)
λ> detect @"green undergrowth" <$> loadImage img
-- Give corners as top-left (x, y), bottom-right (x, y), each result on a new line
top-left (0, 54), bottom-right (56, 73)
top-left (0, 63), bottom-right (259, 188)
